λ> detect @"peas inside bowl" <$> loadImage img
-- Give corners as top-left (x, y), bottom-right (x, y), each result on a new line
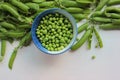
top-left (31, 8), bottom-right (77, 55)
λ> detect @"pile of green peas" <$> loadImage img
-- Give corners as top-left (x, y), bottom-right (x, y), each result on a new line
top-left (36, 12), bottom-right (73, 51)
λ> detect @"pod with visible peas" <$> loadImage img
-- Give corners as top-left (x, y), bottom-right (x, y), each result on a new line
top-left (88, 27), bottom-right (94, 49)
top-left (0, 22), bottom-right (16, 30)
top-left (78, 22), bottom-right (89, 33)
top-left (94, 28), bottom-right (103, 48)
top-left (0, 40), bottom-right (6, 62)
top-left (10, 0), bottom-right (30, 12)
top-left (108, 0), bottom-right (120, 6)
top-left (95, 0), bottom-right (110, 11)
top-left (91, 17), bottom-right (112, 23)
top-left (71, 29), bottom-right (92, 50)
top-left (99, 23), bottom-right (120, 30)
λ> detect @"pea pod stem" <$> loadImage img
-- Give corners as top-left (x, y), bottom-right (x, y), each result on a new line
top-left (94, 28), bottom-right (103, 48)
top-left (71, 29), bottom-right (92, 50)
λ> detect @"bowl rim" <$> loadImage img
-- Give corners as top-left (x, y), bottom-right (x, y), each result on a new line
top-left (31, 8), bottom-right (77, 55)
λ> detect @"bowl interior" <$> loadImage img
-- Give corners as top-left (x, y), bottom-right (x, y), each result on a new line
top-left (31, 8), bottom-right (77, 55)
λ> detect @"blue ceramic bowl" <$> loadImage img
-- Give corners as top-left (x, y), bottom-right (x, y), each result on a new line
top-left (31, 8), bottom-right (77, 55)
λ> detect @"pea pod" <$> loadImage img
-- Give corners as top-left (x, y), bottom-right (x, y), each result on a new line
top-left (0, 28), bottom-right (26, 38)
top-left (99, 23), bottom-right (120, 30)
top-left (10, 0), bottom-right (30, 12)
top-left (76, 0), bottom-right (93, 4)
top-left (105, 7), bottom-right (120, 13)
top-left (95, 0), bottom-right (110, 11)
top-left (71, 29), bottom-right (92, 50)
top-left (17, 24), bottom-right (31, 29)
top-left (39, 1), bottom-right (56, 7)
top-left (78, 22), bottom-right (89, 33)
top-left (1, 3), bottom-right (20, 19)
top-left (26, 3), bottom-right (39, 11)
top-left (112, 19), bottom-right (120, 24)
top-left (32, 0), bottom-right (45, 3)
top-left (91, 11), bottom-right (104, 17)
top-left (88, 27), bottom-right (94, 49)
top-left (0, 22), bottom-right (16, 30)
top-left (61, 0), bottom-right (79, 7)
top-left (0, 40), bottom-right (6, 62)
top-left (105, 13), bottom-right (120, 19)
top-left (108, 0), bottom-right (120, 6)
top-left (65, 7), bottom-right (83, 13)
top-left (8, 32), bottom-right (31, 69)
top-left (91, 17), bottom-right (112, 23)
top-left (72, 14), bottom-right (87, 20)
top-left (94, 28), bottom-right (103, 48)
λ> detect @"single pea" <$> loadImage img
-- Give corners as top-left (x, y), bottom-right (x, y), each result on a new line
top-left (60, 46), bottom-right (64, 50)
top-left (57, 47), bottom-right (61, 51)
top-left (51, 29), bottom-right (55, 32)
top-left (53, 31), bottom-right (56, 34)
top-left (40, 21), bottom-right (44, 24)
top-left (48, 47), bottom-right (51, 51)
top-left (37, 34), bottom-right (40, 37)
top-left (45, 15), bottom-right (49, 19)
top-left (67, 39), bottom-right (71, 43)
top-left (69, 35), bottom-right (73, 39)
top-left (62, 33), bottom-right (66, 37)
top-left (59, 32), bottom-right (62, 36)
top-left (49, 17), bottom-right (53, 21)
top-left (55, 39), bottom-right (59, 43)
top-left (63, 43), bottom-right (68, 47)
top-left (55, 13), bottom-right (59, 16)
top-left (60, 38), bottom-right (65, 43)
